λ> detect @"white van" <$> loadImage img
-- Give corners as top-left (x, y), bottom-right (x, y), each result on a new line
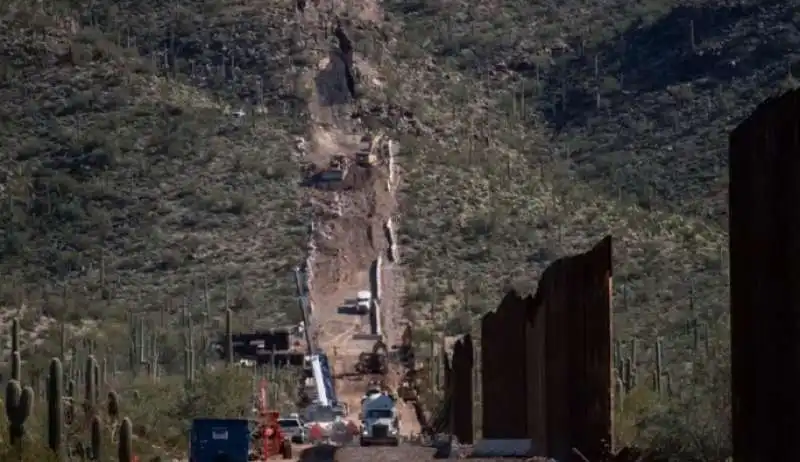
top-left (355, 291), bottom-right (371, 314)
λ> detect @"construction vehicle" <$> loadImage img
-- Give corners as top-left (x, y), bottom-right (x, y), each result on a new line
top-left (322, 154), bottom-right (348, 181)
top-left (356, 150), bottom-right (377, 167)
top-left (355, 340), bottom-right (388, 375)
top-left (356, 133), bottom-right (382, 167)
top-left (250, 411), bottom-right (292, 459)
top-left (359, 385), bottom-right (400, 446)
top-left (253, 379), bottom-right (292, 459)
top-left (354, 290), bottom-right (371, 314)
top-left (397, 377), bottom-right (419, 402)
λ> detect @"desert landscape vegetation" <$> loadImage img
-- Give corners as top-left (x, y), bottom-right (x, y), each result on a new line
top-left (1, 0), bottom-right (799, 459)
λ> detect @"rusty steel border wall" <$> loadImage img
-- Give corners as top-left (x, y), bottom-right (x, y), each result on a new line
top-left (479, 235), bottom-right (613, 461)
top-left (451, 335), bottom-right (474, 443)
top-left (729, 89), bottom-right (800, 461)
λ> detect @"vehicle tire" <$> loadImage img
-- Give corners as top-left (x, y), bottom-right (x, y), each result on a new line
top-left (360, 439), bottom-right (370, 447)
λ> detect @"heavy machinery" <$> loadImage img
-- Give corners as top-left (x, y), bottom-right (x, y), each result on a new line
top-left (252, 379), bottom-right (292, 459)
top-left (322, 154), bottom-right (348, 181)
top-left (356, 133), bottom-right (382, 167)
top-left (354, 290), bottom-right (371, 314)
top-left (355, 340), bottom-right (388, 375)
top-left (359, 385), bottom-right (400, 446)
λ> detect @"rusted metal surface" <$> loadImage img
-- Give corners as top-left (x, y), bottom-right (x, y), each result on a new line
top-left (481, 293), bottom-right (529, 439)
top-left (480, 236), bottom-right (613, 461)
top-left (451, 334), bottom-right (474, 444)
top-left (729, 89), bottom-right (800, 462)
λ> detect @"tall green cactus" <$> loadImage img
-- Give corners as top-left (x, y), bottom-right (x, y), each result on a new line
top-left (11, 317), bottom-right (19, 352)
top-left (91, 414), bottom-right (103, 461)
top-left (225, 309), bottom-right (234, 365)
top-left (85, 355), bottom-right (99, 414)
top-left (5, 380), bottom-right (33, 445)
top-left (5, 379), bottom-right (21, 436)
top-left (11, 350), bottom-right (21, 383)
top-left (47, 358), bottom-right (64, 459)
top-left (119, 417), bottom-right (133, 462)
top-left (184, 348), bottom-right (193, 386)
top-left (654, 337), bottom-right (664, 396)
top-left (107, 390), bottom-right (120, 419)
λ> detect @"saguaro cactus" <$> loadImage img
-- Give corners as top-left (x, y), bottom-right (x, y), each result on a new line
top-left (11, 350), bottom-right (21, 383)
top-left (91, 415), bottom-right (103, 461)
top-left (5, 380), bottom-right (33, 445)
top-left (118, 417), bottom-right (133, 462)
top-left (85, 355), bottom-right (99, 414)
top-left (107, 390), bottom-right (120, 419)
top-left (654, 337), bottom-right (664, 396)
top-left (11, 317), bottom-right (19, 352)
top-left (65, 378), bottom-right (76, 424)
top-left (225, 309), bottom-right (234, 365)
top-left (47, 358), bottom-right (64, 458)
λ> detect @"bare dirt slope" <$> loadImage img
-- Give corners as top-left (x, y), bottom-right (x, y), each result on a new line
top-left (298, 0), bottom-right (419, 438)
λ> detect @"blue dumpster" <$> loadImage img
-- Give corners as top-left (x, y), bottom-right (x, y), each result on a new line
top-left (190, 418), bottom-right (251, 462)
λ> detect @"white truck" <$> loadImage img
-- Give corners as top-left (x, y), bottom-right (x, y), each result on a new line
top-left (359, 387), bottom-right (400, 446)
top-left (355, 290), bottom-right (371, 315)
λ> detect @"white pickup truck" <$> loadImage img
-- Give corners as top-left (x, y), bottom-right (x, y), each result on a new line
top-left (355, 290), bottom-right (371, 315)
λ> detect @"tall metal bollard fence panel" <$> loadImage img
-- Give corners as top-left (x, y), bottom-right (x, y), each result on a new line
top-left (479, 235), bottom-right (613, 461)
top-left (451, 334), bottom-right (474, 444)
top-left (729, 89), bottom-right (800, 462)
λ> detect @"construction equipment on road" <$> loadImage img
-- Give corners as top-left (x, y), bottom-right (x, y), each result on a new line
top-left (277, 415), bottom-right (307, 444)
top-left (251, 411), bottom-right (292, 459)
top-left (252, 379), bottom-right (293, 459)
top-left (354, 290), bottom-right (371, 314)
top-left (213, 328), bottom-right (306, 367)
top-left (355, 340), bottom-right (389, 375)
top-left (359, 386), bottom-right (400, 446)
top-left (320, 154), bottom-right (348, 182)
top-left (356, 133), bottom-right (382, 167)
top-left (397, 378), bottom-right (419, 402)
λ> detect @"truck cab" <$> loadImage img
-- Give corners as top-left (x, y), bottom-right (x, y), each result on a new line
top-left (359, 392), bottom-right (400, 446)
top-left (355, 290), bottom-right (371, 314)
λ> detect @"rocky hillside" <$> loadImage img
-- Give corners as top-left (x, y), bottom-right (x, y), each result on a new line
top-left (1, 0), bottom-right (795, 351)
top-left (1, 0), bottom-right (793, 457)
top-left (0, 0), bottom-right (311, 327)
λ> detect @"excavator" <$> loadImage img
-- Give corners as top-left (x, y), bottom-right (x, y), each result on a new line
top-left (355, 133), bottom-right (382, 167)
top-left (355, 339), bottom-right (388, 375)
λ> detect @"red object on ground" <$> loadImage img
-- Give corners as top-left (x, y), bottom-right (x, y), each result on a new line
top-left (309, 423), bottom-right (323, 442)
top-left (258, 379), bottom-right (287, 459)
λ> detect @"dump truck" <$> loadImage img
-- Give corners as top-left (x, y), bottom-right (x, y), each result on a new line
top-left (359, 387), bottom-right (400, 446)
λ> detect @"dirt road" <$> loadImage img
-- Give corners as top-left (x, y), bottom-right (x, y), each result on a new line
top-left (302, 62), bottom-right (418, 440)
top-left (292, 2), bottom-right (422, 457)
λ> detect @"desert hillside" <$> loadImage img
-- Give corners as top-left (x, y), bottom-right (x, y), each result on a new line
top-left (0, 0), bottom-right (796, 458)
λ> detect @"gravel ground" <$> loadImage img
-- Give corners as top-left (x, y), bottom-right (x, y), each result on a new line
top-left (297, 443), bottom-right (526, 461)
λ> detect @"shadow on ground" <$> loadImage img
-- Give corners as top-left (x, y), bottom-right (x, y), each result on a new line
top-left (299, 444), bottom-right (338, 462)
